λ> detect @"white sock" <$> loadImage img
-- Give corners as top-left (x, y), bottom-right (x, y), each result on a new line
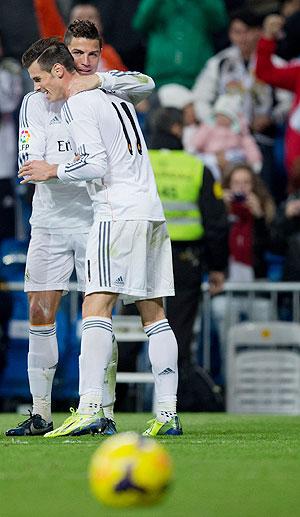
top-left (144, 319), bottom-right (178, 422)
top-left (78, 317), bottom-right (113, 415)
top-left (103, 333), bottom-right (118, 420)
top-left (27, 324), bottom-right (58, 423)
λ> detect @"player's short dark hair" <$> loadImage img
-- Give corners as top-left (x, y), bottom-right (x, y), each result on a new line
top-left (64, 19), bottom-right (102, 49)
top-left (22, 38), bottom-right (75, 72)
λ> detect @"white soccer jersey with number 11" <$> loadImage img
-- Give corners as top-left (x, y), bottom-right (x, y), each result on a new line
top-left (57, 89), bottom-right (165, 222)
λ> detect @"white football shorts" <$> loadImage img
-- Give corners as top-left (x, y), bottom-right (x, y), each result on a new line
top-left (85, 219), bottom-right (175, 303)
top-left (24, 230), bottom-right (89, 293)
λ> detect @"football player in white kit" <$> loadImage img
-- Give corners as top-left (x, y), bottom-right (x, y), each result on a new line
top-left (19, 39), bottom-right (183, 438)
top-left (6, 20), bottom-right (155, 437)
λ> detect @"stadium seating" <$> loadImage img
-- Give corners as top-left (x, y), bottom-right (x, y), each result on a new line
top-left (227, 321), bottom-right (300, 414)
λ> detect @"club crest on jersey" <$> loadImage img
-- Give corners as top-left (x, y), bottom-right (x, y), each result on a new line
top-left (25, 269), bottom-right (30, 281)
top-left (19, 129), bottom-right (31, 150)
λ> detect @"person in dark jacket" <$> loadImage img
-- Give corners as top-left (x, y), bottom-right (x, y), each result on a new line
top-left (269, 168), bottom-right (300, 319)
top-left (270, 169), bottom-right (300, 281)
top-left (276, 0), bottom-right (300, 60)
top-left (149, 107), bottom-right (228, 371)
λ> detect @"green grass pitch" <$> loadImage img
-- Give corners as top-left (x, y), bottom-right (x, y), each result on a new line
top-left (1, 412), bottom-right (300, 517)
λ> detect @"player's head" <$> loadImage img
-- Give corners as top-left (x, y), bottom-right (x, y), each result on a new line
top-left (22, 38), bottom-right (76, 101)
top-left (64, 19), bottom-right (102, 75)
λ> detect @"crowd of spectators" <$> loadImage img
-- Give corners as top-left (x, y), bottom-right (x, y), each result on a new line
top-left (2, 0), bottom-right (300, 399)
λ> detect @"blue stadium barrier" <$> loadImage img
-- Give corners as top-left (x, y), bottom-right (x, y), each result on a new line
top-left (0, 238), bottom-right (30, 399)
top-left (0, 238), bottom-right (73, 402)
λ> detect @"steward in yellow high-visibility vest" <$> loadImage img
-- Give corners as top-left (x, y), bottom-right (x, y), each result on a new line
top-left (149, 107), bottom-right (228, 398)
top-left (149, 150), bottom-right (205, 241)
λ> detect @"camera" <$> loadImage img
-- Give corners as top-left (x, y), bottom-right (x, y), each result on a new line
top-left (232, 192), bottom-right (246, 202)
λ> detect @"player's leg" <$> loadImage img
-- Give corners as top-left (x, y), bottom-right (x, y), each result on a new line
top-left (78, 292), bottom-right (118, 414)
top-left (45, 221), bottom-right (120, 437)
top-left (29, 290), bottom-right (62, 417)
top-left (135, 221), bottom-right (181, 436)
top-left (73, 231), bottom-right (118, 433)
top-left (137, 297), bottom-right (182, 436)
top-left (6, 233), bottom-right (73, 436)
top-left (5, 290), bottom-right (62, 437)
top-left (45, 291), bottom-right (118, 437)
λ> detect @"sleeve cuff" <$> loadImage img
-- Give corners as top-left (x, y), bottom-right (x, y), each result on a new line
top-left (96, 72), bottom-right (116, 90)
top-left (57, 164), bottom-right (68, 182)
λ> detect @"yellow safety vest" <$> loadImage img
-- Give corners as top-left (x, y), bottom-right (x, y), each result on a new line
top-left (149, 149), bottom-right (204, 241)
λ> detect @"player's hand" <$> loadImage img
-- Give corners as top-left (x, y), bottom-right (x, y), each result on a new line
top-left (18, 160), bottom-right (58, 183)
top-left (68, 74), bottom-right (101, 96)
top-left (263, 14), bottom-right (285, 40)
top-left (208, 271), bottom-right (225, 296)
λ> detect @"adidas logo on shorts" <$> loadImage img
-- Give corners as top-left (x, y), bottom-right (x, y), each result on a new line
top-left (113, 275), bottom-right (124, 286)
top-left (158, 368), bottom-right (175, 376)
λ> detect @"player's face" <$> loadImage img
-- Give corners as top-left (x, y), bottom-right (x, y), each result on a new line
top-left (28, 61), bottom-right (65, 102)
top-left (68, 37), bottom-right (100, 75)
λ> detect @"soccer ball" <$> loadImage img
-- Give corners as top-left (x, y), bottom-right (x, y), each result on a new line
top-left (88, 431), bottom-right (173, 507)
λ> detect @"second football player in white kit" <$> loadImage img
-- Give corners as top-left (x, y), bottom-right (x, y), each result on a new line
top-left (19, 38), bottom-right (183, 438)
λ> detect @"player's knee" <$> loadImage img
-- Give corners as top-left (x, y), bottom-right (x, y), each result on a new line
top-left (82, 293), bottom-right (115, 319)
top-left (29, 297), bottom-right (56, 325)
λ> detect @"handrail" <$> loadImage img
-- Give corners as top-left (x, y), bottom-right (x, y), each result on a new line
top-left (202, 281), bottom-right (300, 292)
top-left (0, 281), bottom-right (79, 291)
top-left (2, 280), bottom-right (300, 292)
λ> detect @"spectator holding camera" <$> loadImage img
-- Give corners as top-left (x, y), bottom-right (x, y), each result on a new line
top-left (222, 162), bottom-right (275, 280)
top-left (211, 162), bottom-right (275, 381)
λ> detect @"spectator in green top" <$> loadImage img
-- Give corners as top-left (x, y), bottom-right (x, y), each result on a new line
top-left (132, 0), bottom-right (228, 88)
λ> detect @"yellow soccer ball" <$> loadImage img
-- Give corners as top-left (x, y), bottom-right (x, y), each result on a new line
top-left (89, 431), bottom-right (173, 507)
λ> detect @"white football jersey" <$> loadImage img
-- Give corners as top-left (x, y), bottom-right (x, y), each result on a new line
top-left (18, 71), bottom-right (156, 232)
top-left (19, 91), bottom-right (92, 233)
top-left (57, 89), bottom-right (164, 221)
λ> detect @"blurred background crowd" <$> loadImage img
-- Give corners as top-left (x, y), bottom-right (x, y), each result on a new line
top-left (2, 0), bottom-right (300, 411)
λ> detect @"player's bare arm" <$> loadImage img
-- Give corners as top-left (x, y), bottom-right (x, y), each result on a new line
top-left (67, 73), bottom-right (101, 96)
